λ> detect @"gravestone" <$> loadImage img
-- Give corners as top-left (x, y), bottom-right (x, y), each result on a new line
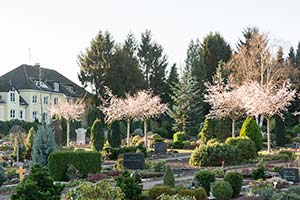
top-left (123, 153), bottom-right (145, 170)
top-left (280, 168), bottom-right (299, 183)
top-left (75, 128), bottom-right (86, 145)
top-left (154, 142), bottom-right (167, 154)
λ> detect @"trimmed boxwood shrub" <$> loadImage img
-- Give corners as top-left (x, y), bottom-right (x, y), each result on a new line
top-left (225, 136), bottom-right (257, 161)
top-left (240, 116), bottom-right (262, 151)
top-left (48, 151), bottom-right (102, 181)
top-left (224, 172), bottom-right (243, 197)
top-left (211, 181), bottom-right (233, 200)
top-left (178, 188), bottom-right (207, 200)
top-left (194, 170), bottom-right (215, 194)
top-left (173, 132), bottom-right (185, 142)
top-left (148, 186), bottom-right (175, 200)
top-left (189, 143), bottom-right (238, 166)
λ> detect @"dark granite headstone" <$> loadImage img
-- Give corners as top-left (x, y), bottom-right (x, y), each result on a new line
top-left (280, 168), bottom-right (299, 183)
top-left (123, 153), bottom-right (145, 170)
top-left (154, 142), bottom-right (167, 154)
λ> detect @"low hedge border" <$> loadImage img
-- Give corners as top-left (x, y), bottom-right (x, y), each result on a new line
top-left (48, 151), bottom-right (102, 181)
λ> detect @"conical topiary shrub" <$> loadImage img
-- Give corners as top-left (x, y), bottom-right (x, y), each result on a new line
top-left (163, 166), bottom-right (175, 187)
top-left (240, 116), bottom-right (263, 151)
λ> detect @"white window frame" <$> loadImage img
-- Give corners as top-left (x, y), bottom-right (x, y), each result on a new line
top-left (10, 110), bottom-right (16, 118)
top-left (20, 110), bottom-right (23, 119)
top-left (54, 97), bottom-right (58, 105)
top-left (44, 96), bottom-right (49, 104)
top-left (32, 96), bottom-right (38, 103)
top-left (32, 111), bottom-right (37, 121)
top-left (10, 92), bottom-right (16, 102)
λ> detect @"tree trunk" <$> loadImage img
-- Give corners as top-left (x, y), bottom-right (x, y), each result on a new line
top-left (259, 115), bottom-right (264, 128)
top-left (16, 144), bottom-right (19, 163)
top-left (144, 120), bottom-right (148, 148)
top-left (232, 119), bottom-right (236, 138)
top-left (67, 120), bottom-right (70, 147)
top-left (127, 119), bottom-right (130, 146)
top-left (267, 117), bottom-right (271, 153)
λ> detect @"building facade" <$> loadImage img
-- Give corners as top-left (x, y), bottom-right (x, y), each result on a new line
top-left (0, 64), bottom-right (85, 122)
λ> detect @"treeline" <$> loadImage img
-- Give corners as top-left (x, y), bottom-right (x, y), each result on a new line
top-left (78, 27), bottom-right (300, 136)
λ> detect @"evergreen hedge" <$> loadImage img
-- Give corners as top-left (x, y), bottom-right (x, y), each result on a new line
top-left (48, 151), bottom-right (102, 181)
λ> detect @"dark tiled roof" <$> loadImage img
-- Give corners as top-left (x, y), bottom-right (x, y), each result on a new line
top-left (0, 64), bottom-right (85, 97)
top-left (19, 96), bottom-right (28, 106)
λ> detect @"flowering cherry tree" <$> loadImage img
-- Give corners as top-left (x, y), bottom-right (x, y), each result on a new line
top-left (49, 98), bottom-right (85, 147)
top-left (132, 91), bottom-right (167, 147)
top-left (238, 81), bottom-right (295, 152)
top-left (205, 80), bottom-right (244, 138)
top-left (101, 90), bottom-right (136, 145)
top-left (101, 89), bottom-right (166, 147)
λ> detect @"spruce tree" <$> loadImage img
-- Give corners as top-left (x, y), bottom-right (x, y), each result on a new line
top-left (108, 121), bottom-right (122, 148)
top-left (31, 124), bottom-right (56, 166)
top-left (288, 47), bottom-right (296, 67)
top-left (107, 33), bottom-right (145, 97)
top-left (296, 42), bottom-right (300, 68)
top-left (237, 26), bottom-right (259, 50)
top-left (169, 70), bottom-right (201, 135)
top-left (138, 30), bottom-right (169, 102)
top-left (166, 64), bottom-right (179, 107)
top-left (24, 127), bottom-right (36, 159)
top-left (91, 119), bottom-right (105, 151)
top-left (200, 32), bottom-right (232, 82)
top-left (274, 116), bottom-right (286, 146)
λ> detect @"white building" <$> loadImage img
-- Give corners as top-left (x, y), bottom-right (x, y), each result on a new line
top-left (0, 64), bottom-right (86, 122)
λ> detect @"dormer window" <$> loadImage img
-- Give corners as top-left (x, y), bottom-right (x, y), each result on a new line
top-left (54, 82), bottom-right (59, 91)
top-left (35, 81), bottom-right (49, 89)
top-left (65, 85), bottom-right (75, 94)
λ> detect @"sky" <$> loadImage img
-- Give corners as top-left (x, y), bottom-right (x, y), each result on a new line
top-left (0, 0), bottom-right (300, 86)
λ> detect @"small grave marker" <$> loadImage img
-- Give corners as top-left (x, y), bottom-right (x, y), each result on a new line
top-left (154, 142), bottom-right (167, 154)
top-left (16, 166), bottom-right (26, 181)
top-left (280, 168), bottom-right (299, 183)
top-left (123, 153), bottom-right (145, 170)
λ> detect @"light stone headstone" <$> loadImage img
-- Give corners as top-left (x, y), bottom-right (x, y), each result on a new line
top-left (75, 128), bottom-right (86, 145)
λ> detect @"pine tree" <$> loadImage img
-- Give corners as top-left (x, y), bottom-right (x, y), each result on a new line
top-left (91, 119), bottom-right (105, 151)
top-left (274, 116), bottom-right (285, 146)
top-left (169, 70), bottom-right (201, 135)
top-left (108, 121), bottom-right (122, 148)
top-left (31, 124), bottom-right (56, 166)
top-left (24, 127), bottom-right (36, 159)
